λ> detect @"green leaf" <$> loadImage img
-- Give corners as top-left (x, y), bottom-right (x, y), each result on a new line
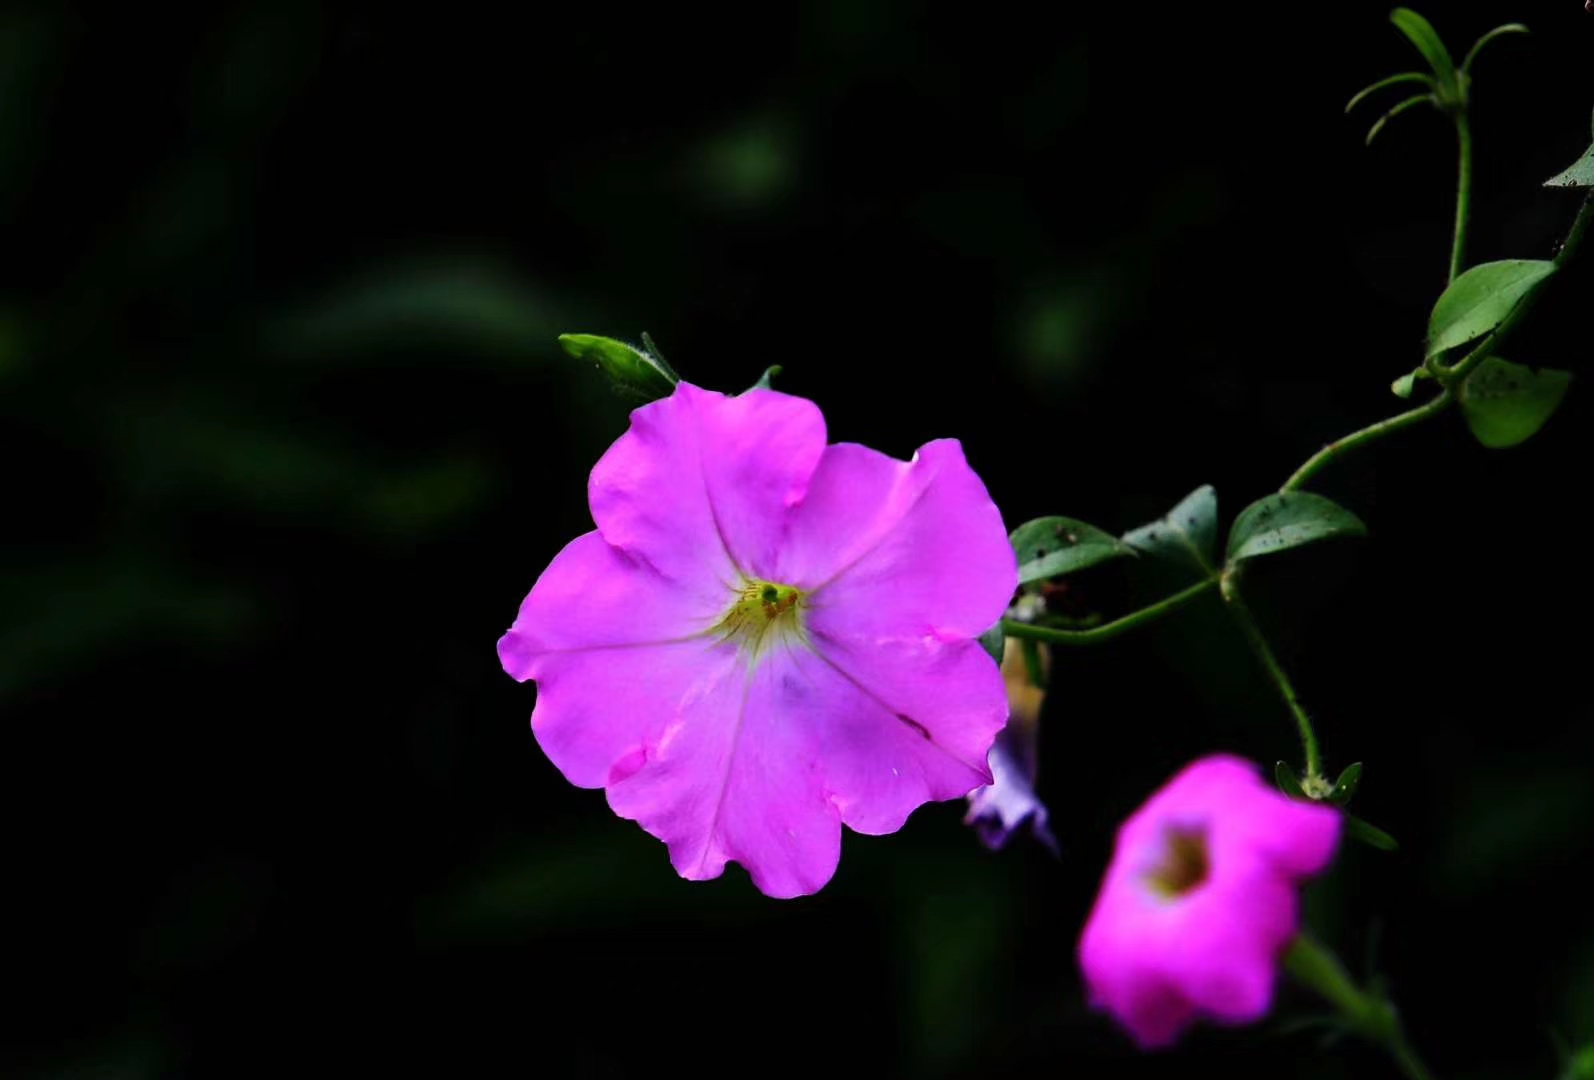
top-left (1461, 23), bottom-right (1528, 74)
top-left (1330, 762), bottom-right (1364, 806)
top-left (1426, 260), bottom-right (1556, 358)
top-left (1344, 812), bottom-right (1399, 851)
top-left (1122, 485), bottom-right (1219, 576)
top-left (1365, 93), bottom-right (1433, 145)
top-left (1391, 371), bottom-right (1418, 398)
top-left (1545, 144), bottom-right (1594, 189)
top-left (745, 365), bottom-right (783, 393)
top-left (1227, 492), bottom-right (1368, 564)
top-left (1010, 516), bottom-right (1135, 586)
top-left (1390, 8), bottom-right (1456, 92)
top-left (1275, 761), bottom-right (1307, 799)
top-left (1345, 72), bottom-right (1433, 114)
top-left (558, 333), bottom-right (678, 402)
top-left (977, 624), bottom-right (1005, 665)
top-left (1459, 356), bottom-right (1573, 448)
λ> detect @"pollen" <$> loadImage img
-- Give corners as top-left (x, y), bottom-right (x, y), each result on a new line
top-left (714, 578), bottom-right (808, 661)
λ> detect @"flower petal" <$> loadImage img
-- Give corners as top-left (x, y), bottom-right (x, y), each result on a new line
top-left (777, 439), bottom-right (1015, 640)
top-left (774, 644), bottom-right (994, 837)
top-left (808, 631), bottom-right (1005, 788)
top-left (1078, 754), bottom-right (1343, 1049)
top-left (604, 642), bottom-right (843, 899)
top-left (497, 531), bottom-right (723, 682)
top-left (965, 725), bottom-right (1058, 852)
top-left (588, 383), bottom-right (826, 588)
top-left (521, 636), bottom-right (736, 790)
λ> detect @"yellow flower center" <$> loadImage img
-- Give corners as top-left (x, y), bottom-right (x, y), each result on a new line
top-left (714, 579), bottom-right (807, 661)
top-left (1143, 824), bottom-right (1211, 899)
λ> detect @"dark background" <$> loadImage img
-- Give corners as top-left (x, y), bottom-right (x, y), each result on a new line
top-left (4, 1), bottom-right (1591, 1076)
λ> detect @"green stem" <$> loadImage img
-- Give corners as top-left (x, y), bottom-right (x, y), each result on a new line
top-left (1280, 388), bottom-right (1453, 494)
top-left (1283, 167), bottom-right (1594, 498)
top-left (1284, 936), bottom-right (1436, 1080)
top-left (1220, 568), bottom-right (1322, 778)
top-left (1000, 578), bottom-right (1217, 646)
top-left (1448, 113), bottom-right (1472, 283)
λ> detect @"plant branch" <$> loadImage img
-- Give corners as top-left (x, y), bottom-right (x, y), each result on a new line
top-left (1001, 578), bottom-right (1216, 646)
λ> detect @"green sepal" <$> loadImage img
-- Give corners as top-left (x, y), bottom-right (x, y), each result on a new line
top-left (558, 333), bottom-right (679, 402)
top-left (1343, 812), bottom-right (1399, 851)
top-left (1274, 761), bottom-right (1308, 799)
top-left (1329, 762), bottom-right (1363, 806)
top-left (744, 365), bottom-right (783, 393)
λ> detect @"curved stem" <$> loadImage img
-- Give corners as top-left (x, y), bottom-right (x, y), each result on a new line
top-left (1284, 937), bottom-right (1436, 1080)
top-left (1449, 113), bottom-right (1472, 283)
top-left (1001, 578), bottom-right (1216, 646)
top-left (1280, 389), bottom-right (1454, 494)
top-left (1220, 568), bottom-right (1321, 778)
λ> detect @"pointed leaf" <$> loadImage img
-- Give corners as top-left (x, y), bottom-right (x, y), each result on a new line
top-left (1010, 516), bottom-right (1135, 585)
top-left (1459, 357), bottom-right (1573, 448)
top-left (1275, 761), bottom-right (1308, 799)
top-left (1344, 812), bottom-right (1399, 851)
top-left (1227, 492), bottom-right (1368, 564)
top-left (1461, 23), bottom-right (1528, 73)
top-left (638, 331), bottom-right (680, 380)
top-left (1330, 762), bottom-right (1364, 806)
top-left (1366, 93), bottom-right (1433, 145)
top-left (1345, 72), bottom-right (1434, 113)
top-left (1426, 260), bottom-right (1556, 358)
top-left (1391, 371), bottom-right (1418, 398)
top-left (1123, 485), bottom-right (1219, 576)
top-left (558, 333), bottom-right (678, 402)
top-left (1545, 144), bottom-right (1594, 189)
top-left (744, 364), bottom-right (783, 392)
top-left (1390, 8), bottom-right (1456, 89)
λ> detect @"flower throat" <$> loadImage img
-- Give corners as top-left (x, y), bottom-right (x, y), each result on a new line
top-left (714, 579), bottom-right (807, 660)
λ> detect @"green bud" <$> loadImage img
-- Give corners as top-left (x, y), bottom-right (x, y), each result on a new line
top-left (558, 333), bottom-right (679, 402)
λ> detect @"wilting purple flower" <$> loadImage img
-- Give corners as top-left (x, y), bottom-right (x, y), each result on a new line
top-left (498, 381), bottom-right (1016, 898)
top-left (1077, 755), bottom-right (1342, 1048)
top-left (965, 638), bottom-right (1056, 852)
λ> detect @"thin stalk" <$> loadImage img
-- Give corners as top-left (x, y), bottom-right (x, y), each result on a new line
top-left (1449, 113), bottom-right (1472, 282)
top-left (1001, 578), bottom-right (1216, 647)
top-left (1220, 568), bottom-right (1321, 778)
top-left (1284, 937), bottom-right (1436, 1080)
top-left (1280, 389), bottom-right (1453, 494)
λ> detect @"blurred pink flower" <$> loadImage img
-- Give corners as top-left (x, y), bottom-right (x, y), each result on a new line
top-left (498, 381), bottom-right (1016, 897)
top-left (1078, 754), bottom-right (1342, 1047)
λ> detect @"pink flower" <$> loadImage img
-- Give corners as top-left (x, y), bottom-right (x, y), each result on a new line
top-left (1077, 755), bottom-right (1342, 1048)
top-left (498, 381), bottom-right (1016, 898)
